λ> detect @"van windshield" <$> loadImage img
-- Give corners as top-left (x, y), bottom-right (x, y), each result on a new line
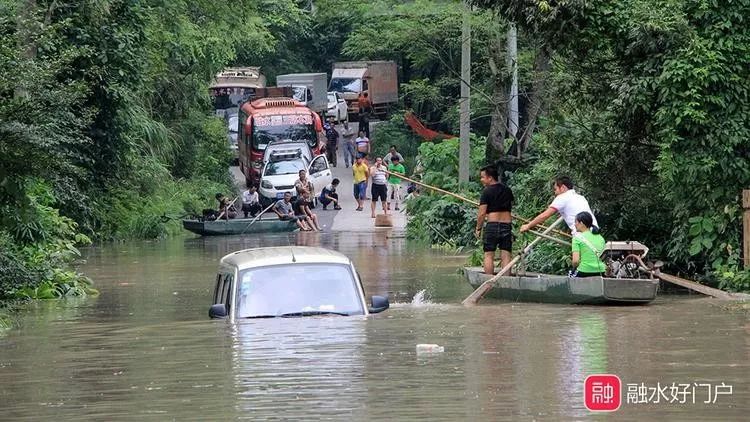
top-left (263, 159), bottom-right (306, 176)
top-left (236, 263), bottom-right (364, 318)
top-left (329, 78), bottom-right (361, 93)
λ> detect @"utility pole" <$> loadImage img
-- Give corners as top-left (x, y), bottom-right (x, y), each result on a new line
top-left (507, 23), bottom-right (519, 153)
top-left (743, 189), bottom-right (750, 269)
top-left (458, 1), bottom-right (471, 183)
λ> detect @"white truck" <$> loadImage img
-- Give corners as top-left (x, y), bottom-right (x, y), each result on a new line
top-left (276, 73), bottom-right (328, 116)
top-left (329, 61), bottom-right (398, 119)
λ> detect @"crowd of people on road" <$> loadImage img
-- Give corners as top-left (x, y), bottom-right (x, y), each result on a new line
top-left (210, 91), bottom-right (604, 278)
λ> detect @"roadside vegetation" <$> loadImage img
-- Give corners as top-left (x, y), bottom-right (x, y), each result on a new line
top-left (360, 0), bottom-right (750, 291)
top-left (0, 0), bottom-right (300, 305)
top-left (1, 0), bottom-right (748, 311)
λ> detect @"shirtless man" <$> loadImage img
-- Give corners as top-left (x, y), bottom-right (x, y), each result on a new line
top-left (475, 165), bottom-right (514, 275)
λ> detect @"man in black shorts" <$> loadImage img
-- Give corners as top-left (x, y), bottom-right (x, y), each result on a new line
top-left (369, 157), bottom-right (389, 218)
top-left (475, 165), bottom-right (514, 274)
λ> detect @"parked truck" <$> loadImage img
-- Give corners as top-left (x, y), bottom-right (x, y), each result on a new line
top-left (276, 73), bottom-right (328, 116)
top-left (237, 97), bottom-right (325, 187)
top-left (209, 67), bottom-right (267, 118)
top-left (329, 61), bottom-right (398, 119)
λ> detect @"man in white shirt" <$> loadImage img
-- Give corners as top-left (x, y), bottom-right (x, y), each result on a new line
top-left (355, 131), bottom-right (370, 158)
top-left (241, 185), bottom-right (262, 218)
top-left (519, 175), bottom-right (598, 234)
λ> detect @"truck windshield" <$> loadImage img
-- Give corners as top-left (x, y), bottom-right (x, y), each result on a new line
top-left (329, 78), bottom-right (361, 94)
top-left (252, 118), bottom-right (317, 150)
top-left (236, 263), bottom-right (364, 318)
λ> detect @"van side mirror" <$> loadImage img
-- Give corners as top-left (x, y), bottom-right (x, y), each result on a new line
top-left (369, 295), bottom-right (389, 314)
top-left (209, 304), bottom-right (227, 319)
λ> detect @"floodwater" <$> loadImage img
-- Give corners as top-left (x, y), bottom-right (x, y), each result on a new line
top-left (1, 231), bottom-right (748, 420)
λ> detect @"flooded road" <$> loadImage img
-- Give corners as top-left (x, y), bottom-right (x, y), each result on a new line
top-left (1, 232), bottom-right (748, 420)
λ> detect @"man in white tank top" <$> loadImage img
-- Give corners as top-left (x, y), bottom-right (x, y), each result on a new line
top-left (519, 175), bottom-right (598, 234)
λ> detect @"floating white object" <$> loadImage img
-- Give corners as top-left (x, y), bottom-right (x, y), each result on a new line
top-left (416, 344), bottom-right (444, 354)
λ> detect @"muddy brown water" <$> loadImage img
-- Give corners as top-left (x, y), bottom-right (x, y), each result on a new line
top-left (1, 232), bottom-right (748, 420)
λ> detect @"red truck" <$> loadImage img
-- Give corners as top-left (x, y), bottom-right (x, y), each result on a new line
top-left (237, 97), bottom-right (325, 187)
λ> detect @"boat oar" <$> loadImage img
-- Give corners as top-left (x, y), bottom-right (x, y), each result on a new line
top-left (240, 202), bottom-right (276, 235)
top-left (462, 217), bottom-right (564, 306)
top-left (381, 168), bottom-right (571, 239)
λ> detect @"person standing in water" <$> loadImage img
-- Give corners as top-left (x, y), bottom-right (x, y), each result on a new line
top-left (475, 165), bottom-right (514, 275)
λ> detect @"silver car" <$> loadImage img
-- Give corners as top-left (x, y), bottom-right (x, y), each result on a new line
top-left (209, 247), bottom-right (390, 321)
top-left (258, 149), bottom-right (332, 207)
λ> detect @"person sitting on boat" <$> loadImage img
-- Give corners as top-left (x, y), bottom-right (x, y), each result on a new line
top-left (519, 175), bottom-right (597, 234)
top-left (319, 178), bottom-right (342, 210)
top-left (216, 193), bottom-right (237, 220)
top-left (241, 185), bottom-right (262, 218)
top-left (475, 165), bottom-right (514, 275)
top-left (294, 190), bottom-right (321, 231)
top-left (273, 192), bottom-right (311, 231)
top-left (570, 211), bottom-right (606, 277)
top-left (294, 170), bottom-right (315, 201)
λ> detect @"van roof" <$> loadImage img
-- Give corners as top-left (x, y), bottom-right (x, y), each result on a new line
top-left (220, 246), bottom-right (351, 270)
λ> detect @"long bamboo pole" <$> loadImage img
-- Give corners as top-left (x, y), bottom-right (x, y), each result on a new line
top-left (382, 168), bottom-right (572, 239)
top-left (240, 202), bottom-right (276, 235)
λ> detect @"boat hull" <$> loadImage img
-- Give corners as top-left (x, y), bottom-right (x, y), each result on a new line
top-left (182, 218), bottom-right (298, 236)
top-left (463, 267), bottom-right (658, 305)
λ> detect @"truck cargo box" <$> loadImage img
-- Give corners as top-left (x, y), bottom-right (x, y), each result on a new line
top-left (276, 73), bottom-right (328, 114)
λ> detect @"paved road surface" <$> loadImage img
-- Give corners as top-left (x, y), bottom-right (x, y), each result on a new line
top-left (229, 121), bottom-right (406, 233)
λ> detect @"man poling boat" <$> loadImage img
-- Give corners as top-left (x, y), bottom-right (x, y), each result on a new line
top-left (380, 167), bottom-right (742, 303)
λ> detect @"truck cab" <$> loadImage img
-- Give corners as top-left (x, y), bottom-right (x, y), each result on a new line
top-left (237, 97), bottom-right (325, 187)
top-left (329, 61), bottom-right (398, 119)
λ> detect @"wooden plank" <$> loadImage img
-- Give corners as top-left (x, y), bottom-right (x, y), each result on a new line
top-left (462, 217), bottom-right (564, 306)
top-left (744, 190), bottom-right (750, 269)
top-left (655, 271), bottom-right (740, 300)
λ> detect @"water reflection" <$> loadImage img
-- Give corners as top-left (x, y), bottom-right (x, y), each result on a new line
top-left (230, 317), bottom-right (368, 419)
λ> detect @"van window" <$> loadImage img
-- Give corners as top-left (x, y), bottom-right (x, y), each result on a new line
top-left (213, 274), bottom-right (223, 304)
top-left (221, 273), bottom-right (234, 314)
top-left (362, 79), bottom-right (369, 92)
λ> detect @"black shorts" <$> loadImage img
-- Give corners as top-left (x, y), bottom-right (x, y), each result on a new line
top-left (576, 271), bottom-right (604, 278)
top-left (371, 184), bottom-right (387, 202)
top-left (483, 222), bottom-right (512, 252)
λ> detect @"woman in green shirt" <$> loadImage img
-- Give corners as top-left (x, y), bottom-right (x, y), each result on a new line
top-left (571, 211), bottom-right (606, 277)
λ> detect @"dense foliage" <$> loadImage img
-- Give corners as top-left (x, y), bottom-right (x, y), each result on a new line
top-left (2, 0), bottom-right (748, 304)
top-left (0, 0), bottom-right (302, 303)
top-left (464, 0), bottom-right (750, 289)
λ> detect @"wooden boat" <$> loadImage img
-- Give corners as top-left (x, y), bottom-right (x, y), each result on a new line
top-left (182, 217), bottom-right (298, 236)
top-left (463, 267), bottom-right (658, 305)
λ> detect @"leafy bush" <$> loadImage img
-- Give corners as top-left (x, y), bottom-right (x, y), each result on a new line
top-left (0, 182), bottom-right (95, 301)
top-left (716, 268), bottom-right (750, 293)
top-left (370, 113), bottom-right (422, 170)
top-left (93, 156), bottom-right (230, 239)
top-left (405, 136), bottom-right (486, 246)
